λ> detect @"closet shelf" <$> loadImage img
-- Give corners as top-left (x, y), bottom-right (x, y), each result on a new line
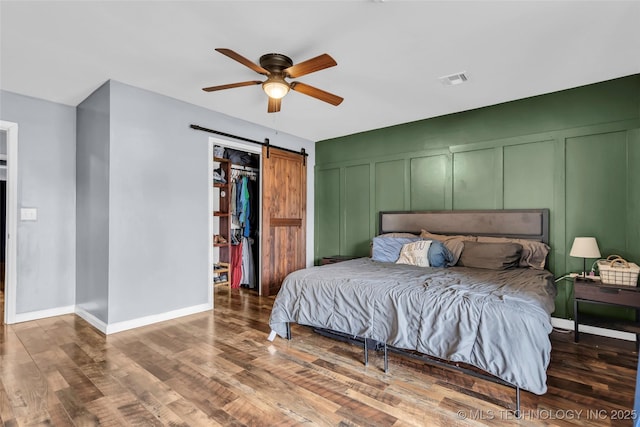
top-left (214, 262), bottom-right (230, 273)
top-left (213, 149), bottom-right (232, 289)
top-left (214, 262), bottom-right (230, 286)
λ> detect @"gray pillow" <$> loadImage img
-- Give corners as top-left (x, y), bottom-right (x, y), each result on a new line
top-left (371, 236), bottom-right (420, 262)
top-left (457, 241), bottom-right (523, 270)
top-left (476, 236), bottom-right (550, 269)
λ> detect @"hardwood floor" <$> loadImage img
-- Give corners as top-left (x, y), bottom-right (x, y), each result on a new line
top-left (0, 287), bottom-right (637, 426)
top-left (1, 261), bottom-right (4, 326)
top-left (0, 288), bottom-right (4, 327)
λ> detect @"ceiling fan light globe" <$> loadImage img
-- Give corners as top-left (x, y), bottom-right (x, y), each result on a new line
top-left (262, 81), bottom-right (290, 99)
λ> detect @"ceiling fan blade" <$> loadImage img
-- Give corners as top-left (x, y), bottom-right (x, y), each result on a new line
top-left (215, 48), bottom-right (269, 75)
top-left (267, 97), bottom-right (281, 113)
top-left (290, 82), bottom-right (343, 106)
top-left (283, 54), bottom-right (337, 78)
top-left (202, 81), bottom-right (262, 92)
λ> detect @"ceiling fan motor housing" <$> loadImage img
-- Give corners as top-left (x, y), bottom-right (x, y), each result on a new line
top-left (259, 53), bottom-right (294, 74)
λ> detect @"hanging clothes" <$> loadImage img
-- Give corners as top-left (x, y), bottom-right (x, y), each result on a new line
top-left (245, 178), bottom-right (257, 238)
top-left (228, 165), bottom-right (259, 290)
top-left (234, 177), bottom-right (243, 227)
top-left (238, 177), bottom-right (248, 229)
top-left (242, 177), bottom-right (251, 237)
top-left (230, 175), bottom-right (238, 227)
top-left (240, 236), bottom-right (256, 289)
top-left (230, 241), bottom-right (243, 288)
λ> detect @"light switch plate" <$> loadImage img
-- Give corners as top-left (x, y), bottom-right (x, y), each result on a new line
top-left (20, 207), bottom-right (37, 221)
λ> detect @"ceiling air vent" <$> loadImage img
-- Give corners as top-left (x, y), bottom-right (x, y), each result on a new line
top-left (439, 72), bottom-right (468, 86)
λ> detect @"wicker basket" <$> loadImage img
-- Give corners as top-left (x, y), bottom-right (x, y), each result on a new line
top-left (597, 255), bottom-right (640, 287)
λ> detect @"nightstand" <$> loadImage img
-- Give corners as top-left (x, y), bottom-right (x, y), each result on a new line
top-left (321, 255), bottom-right (360, 265)
top-left (573, 276), bottom-right (640, 345)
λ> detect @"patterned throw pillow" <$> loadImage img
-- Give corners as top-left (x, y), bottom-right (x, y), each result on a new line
top-left (396, 241), bottom-right (432, 267)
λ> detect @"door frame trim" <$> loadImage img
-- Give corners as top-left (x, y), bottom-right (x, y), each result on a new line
top-left (207, 139), bottom-right (214, 308)
top-left (1, 120), bottom-right (18, 324)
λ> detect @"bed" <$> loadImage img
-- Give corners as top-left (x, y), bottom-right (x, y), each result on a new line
top-left (268, 209), bottom-right (556, 414)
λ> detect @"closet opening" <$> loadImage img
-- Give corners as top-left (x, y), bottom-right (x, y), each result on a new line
top-left (210, 138), bottom-right (261, 296)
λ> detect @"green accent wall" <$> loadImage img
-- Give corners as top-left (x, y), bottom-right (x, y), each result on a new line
top-left (315, 74), bottom-right (640, 319)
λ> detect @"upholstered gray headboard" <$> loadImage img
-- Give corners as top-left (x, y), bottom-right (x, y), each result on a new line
top-left (379, 209), bottom-right (549, 244)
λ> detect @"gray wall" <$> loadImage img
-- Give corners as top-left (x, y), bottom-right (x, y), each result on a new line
top-left (0, 90), bottom-right (76, 313)
top-left (108, 81), bottom-right (209, 322)
top-left (107, 80), bottom-right (314, 324)
top-left (76, 83), bottom-right (110, 322)
top-left (1, 81), bottom-right (315, 328)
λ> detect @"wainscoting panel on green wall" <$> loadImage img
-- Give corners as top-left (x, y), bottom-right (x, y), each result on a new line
top-left (344, 164), bottom-right (371, 256)
top-left (315, 75), bottom-right (640, 319)
top-left (503, 140), bottom-right (555, 210)
top-left (375, 159), bottom-right (405, 215)
top-left (453, 148), bottom-right (499, 209)
top-left (410, 155), bottom-right (449, 211)
top-left (566, 131), bottom-right (628, 266)
top-left (316, 168), bottom-right (340, 259)
top-left (503, 140), bottom-right (558, 273)
top-left (566, 131), bottom-right (634, 320)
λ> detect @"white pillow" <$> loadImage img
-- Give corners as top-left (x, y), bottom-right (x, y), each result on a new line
top-left (396, 240), bottom-right (432, 267)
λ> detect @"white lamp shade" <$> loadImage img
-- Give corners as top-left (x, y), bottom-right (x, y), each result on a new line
top-left (569, 237), bottom-right (601, 258)
top-left (262, 80), bottom-right (290, 99)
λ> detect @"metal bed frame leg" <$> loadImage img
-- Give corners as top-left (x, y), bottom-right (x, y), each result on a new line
top-left (363, 337), bottom-right (368, 366)
top-left (515, 387), bottom-right (521, 419)
top-left (285, 322), bottom-right (291, 340)
top-left (383, 343), bottom-right (388, 373)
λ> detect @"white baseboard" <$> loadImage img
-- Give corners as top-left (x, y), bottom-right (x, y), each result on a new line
top-left (11, 302), bottom-right (213, 335)
top-left (75, 306), bottom-right (108, 334)
top-left (12, 305), bottom-right (75, 324)
top-left (551, 317), bottom-right (636, 342)
top-left (103, 302), bottom-right (213, 335)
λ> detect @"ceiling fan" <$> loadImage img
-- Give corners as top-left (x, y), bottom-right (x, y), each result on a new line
top-left (202, 48), bottom-right (344, 113)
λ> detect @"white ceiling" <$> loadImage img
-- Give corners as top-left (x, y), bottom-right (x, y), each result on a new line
top-left (1, 1), bottom-right (639, 142)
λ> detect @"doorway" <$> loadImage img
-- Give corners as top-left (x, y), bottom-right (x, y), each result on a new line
top-left (0, 120), bottom-right (18, 325)
top-left (0, 131), bottom-right (5, 325)
top-left (209, 137), bottom-right (262, 296)
top-left (208, 136), bottom-right (308, 298)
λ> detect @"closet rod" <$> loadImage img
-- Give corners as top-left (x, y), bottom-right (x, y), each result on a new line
top-left (190, 124), bottom-right (308, 159)
top-left (231, 164), bottom-right (259, 173)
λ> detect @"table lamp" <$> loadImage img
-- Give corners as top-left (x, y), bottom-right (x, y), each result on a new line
top-left (569, 237), bottom-right (601, 278)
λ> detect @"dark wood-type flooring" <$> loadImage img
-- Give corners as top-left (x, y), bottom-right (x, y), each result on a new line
top-left (0, 287), bottom-right (637, 426)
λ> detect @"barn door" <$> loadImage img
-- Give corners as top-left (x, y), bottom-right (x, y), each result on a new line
top-left (260, 147), bottom-right (306, 296)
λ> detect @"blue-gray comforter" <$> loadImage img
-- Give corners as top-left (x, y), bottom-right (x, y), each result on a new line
top-left (269, 258), bottom-right (556, 395)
